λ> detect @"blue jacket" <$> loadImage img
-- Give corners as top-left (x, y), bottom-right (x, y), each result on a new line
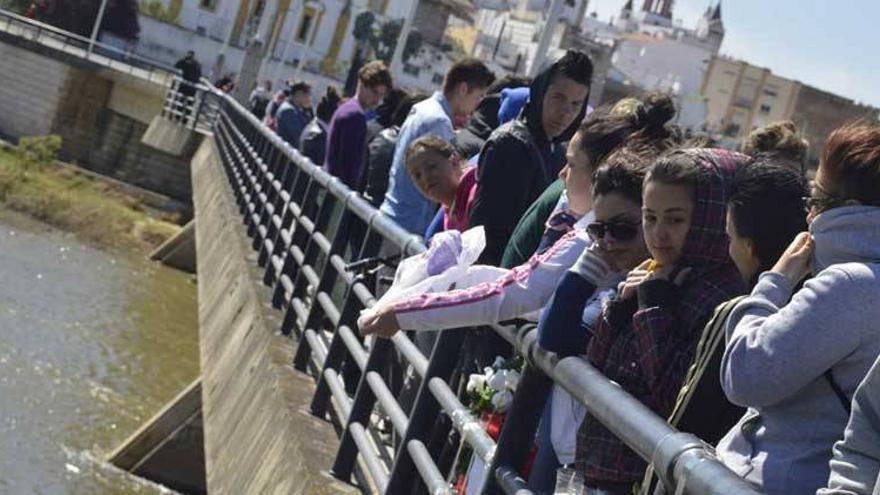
top-left (380, 92), bottom-right (454, 236)
top-left (276, 101), bottom-right (312, 150)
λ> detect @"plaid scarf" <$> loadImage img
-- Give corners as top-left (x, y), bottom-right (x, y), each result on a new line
top-left (576, 149), bottom-right (749, 485)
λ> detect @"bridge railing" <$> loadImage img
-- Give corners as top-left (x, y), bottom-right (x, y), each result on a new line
top-left (206, 87), bottom-right (764, 495)
top-left (160, 76), bottom-right (221, 134)
top-left (0, 8), bottom-right (178, 84)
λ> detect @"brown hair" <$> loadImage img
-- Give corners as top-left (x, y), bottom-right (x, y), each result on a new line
top-left (443, 58), bottom-right (495, 94)
top-left (819, 122), bottom-right (880, 206)
top-left (358, 61), bottom-right (393, 89)
top-left (742, 120), bottom-right (809, 166)
top-left (405, 134), bottom-right (457, 179)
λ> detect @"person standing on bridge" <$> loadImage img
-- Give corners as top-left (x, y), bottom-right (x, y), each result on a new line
top-left (324, 61), bottom-right (393, 190)
top-left (173, 50), bottom-right (202, 122)
top-left (380, 58), bottom-right (495, 235)
top-left (276, 80), bottom-right (313, 150)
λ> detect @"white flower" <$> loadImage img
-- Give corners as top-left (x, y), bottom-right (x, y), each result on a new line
top-left (467, 373), bottom-right (487, 394)
top-left (503, 370), bottom-right (521, 392)
top-left (491, 390), bottom-right (514, 412)
top-left (487, 369), bottom-right (508, 391)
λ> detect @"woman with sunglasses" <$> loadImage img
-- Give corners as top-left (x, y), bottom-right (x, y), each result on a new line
top-left (717, 123), bottom-right (880, 495)
top-left (552, 148), bottom-right (747, 494)
top-left (528, 149), bottom-right (652, 493)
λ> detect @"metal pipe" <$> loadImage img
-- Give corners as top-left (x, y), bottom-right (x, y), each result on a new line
top-left (407, 440), bottom-right (453, 495)
top-left (428, 378), bottom-right (495, 463)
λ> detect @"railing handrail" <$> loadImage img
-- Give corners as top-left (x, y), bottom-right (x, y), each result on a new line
top-left (205, 86), bottom-right (765, 495)
top-left (0, 8), bottom-right (180, 76)
top-left (207, 86), bottom-right (427, 256)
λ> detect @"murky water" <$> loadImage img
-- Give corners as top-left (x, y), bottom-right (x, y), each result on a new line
top-left (0, 210), bottom-right (200, 494)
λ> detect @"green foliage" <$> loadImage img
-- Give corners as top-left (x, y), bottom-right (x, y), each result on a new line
top-left (139, 0), bottom-right (176, 23)
top-left (0, 0), bottom-right (32, 15)
top-left (15, 135), bottom-right (62, 172)
top-left (353, 11), bottom-right (375, 41)
top-left (373, 19), bottom-right (401, 63)
top-left (403, 30), bottom-right (422, 63)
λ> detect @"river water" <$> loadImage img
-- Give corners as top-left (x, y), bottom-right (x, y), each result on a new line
top-left (0, 210), bottom-right (200, 494)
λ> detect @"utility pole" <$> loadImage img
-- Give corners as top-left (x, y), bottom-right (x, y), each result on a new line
top-left (529, 0), bottom-right (565, 78)
top-left (87, 0), bottom-right (111, 56)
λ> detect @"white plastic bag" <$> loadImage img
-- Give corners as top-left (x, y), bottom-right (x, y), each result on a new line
top-left (358, 226), bottom-right (507, 325)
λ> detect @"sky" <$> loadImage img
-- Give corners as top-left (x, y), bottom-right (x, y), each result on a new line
top-left (586, 0), bottom-right (880, 108)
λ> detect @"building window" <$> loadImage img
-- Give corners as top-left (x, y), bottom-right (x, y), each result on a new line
top-left (296, 6), bottom-right (317, 44)
top-left (432, 73), bottom-right (444, 85)
top-left (199, 0), bottom-right (217, 10)
top-left (763, 89), bottom-right (778, 97)
top-left (404, 63), bottom-right (420, 77)
top-left (760, 104), bottom-right (772, 114)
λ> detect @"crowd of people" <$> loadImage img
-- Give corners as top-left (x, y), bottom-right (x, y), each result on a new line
top-left (251, 50), bottom-right (880, 495)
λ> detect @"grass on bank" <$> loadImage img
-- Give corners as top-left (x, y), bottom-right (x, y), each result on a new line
top-left (0, 136), bottom-right (181, 254)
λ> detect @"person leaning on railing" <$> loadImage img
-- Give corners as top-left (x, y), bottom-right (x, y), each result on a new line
top-left (718, 122), bottom-right (880, 495)
top-left (526, 149), bottom-right (653, 493)
top-left (358, 96), bottom-right (682, 339)
top-left (564, 149), bottom-right (747, 494)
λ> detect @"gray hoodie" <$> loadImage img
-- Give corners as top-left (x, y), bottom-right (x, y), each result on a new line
top-left (716, 205), bottom-right (880, 495)
top-left (820, 353), bottom-right (880, 495)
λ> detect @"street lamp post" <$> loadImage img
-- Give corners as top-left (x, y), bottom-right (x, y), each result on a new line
top-left (87, 0), bottom-right (111, 56)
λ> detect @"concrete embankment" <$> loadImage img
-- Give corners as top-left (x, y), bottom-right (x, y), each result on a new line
top-left (191, 136), bottom-right (359, 494)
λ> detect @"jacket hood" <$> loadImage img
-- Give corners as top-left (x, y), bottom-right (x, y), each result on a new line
top-left (520, 60), bottom-right (590, 146)
top-left (810, 205), bottom-right (880, 271)
top-left (498, 87), bottom-right (529, 125)
top-left (466, 93), bottom-right (502, 141)
top-left (678, 148), bottom-right (749, 268)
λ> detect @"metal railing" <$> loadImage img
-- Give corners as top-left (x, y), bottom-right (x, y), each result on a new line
top-left (0, 8), bottom-right (178, 84)
top-left (204, 86), bottom-right (764, 495)
top-left (160, 76), bottom-right (221, 133)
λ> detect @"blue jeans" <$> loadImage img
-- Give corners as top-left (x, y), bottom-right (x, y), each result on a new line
top-left (528, 399), bottom-right (560, 494)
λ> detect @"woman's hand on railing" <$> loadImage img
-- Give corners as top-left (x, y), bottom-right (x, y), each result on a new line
top-left (358, 306), bottom-right (402, 338)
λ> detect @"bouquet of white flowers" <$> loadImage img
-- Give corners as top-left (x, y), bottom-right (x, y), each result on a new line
top-left (465, 355), bottom-right (523, 416)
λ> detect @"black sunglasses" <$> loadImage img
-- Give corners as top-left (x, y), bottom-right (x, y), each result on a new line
top-left (586, 221), bottom-right (640, 242)
top-left (805, 181), bottom-right (846, 214)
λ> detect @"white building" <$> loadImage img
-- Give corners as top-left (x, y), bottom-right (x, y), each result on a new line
top-left (580, 0), bottom-right (726, 130)
top-left (133, 0), bottom-right (442, 96)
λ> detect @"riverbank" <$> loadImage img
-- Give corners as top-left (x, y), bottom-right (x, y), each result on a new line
top-left (0, 141), bottom-right (181, 255)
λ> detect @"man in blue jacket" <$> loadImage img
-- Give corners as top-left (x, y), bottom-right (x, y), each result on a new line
top-left (276, 80), bottom-right (313, 149)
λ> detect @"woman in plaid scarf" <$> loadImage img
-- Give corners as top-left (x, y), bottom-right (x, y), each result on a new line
top-left (570, 148), bottom-right (749, 494)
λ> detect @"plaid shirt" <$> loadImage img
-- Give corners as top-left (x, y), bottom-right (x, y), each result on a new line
top-left (575, 149), bottom-right (749, 486)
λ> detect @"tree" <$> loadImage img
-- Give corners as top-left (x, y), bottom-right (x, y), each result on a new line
top-left (28, 0), bottom-right (140, 40)
top-left (344, 10), bottom-right (376, 95)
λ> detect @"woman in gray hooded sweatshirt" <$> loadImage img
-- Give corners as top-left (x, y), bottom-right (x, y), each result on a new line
top-left (717, 122), bottom-right (880, 495)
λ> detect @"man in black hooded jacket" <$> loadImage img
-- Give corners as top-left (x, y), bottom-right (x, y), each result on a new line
top-left (469, 51), bottom-right (592, 265)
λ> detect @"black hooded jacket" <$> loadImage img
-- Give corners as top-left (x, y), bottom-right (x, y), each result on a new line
top-left (469, 61), bottom-right (588, 266)
top-left (453, 93), bottom-right (503, 159)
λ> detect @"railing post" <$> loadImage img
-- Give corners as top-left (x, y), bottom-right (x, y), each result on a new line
top-left (481, 363), bottom-right (552, 495)
top-left (311, 223), bottom-right (384, 417)
top-left (291, 192), bottom-right (355, 369)
top-left (384, 327), bottom-right (469, 493)
top-left (329, 336), bottom-right (393, 482)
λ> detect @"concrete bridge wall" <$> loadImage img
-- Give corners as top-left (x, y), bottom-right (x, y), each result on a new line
top-left (0, 32), bottom-right (196, 202)
top-left (191, 136), bottom-right (358, 494)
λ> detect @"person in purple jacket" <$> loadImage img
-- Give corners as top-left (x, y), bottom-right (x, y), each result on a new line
top-left (324, 61), bottom-right (393, 190)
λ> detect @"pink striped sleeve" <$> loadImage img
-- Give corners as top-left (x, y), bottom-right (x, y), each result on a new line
top-left (393, 230), bottom-right (590, 331)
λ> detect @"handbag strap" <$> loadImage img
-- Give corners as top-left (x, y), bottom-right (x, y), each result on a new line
top-left (824, 369), bottom-right (852, 415)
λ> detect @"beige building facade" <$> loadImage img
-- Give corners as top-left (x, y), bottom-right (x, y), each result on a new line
top-left (701, 56), bottom-right (800, 139)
